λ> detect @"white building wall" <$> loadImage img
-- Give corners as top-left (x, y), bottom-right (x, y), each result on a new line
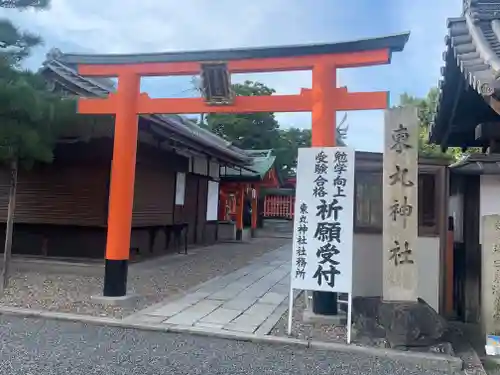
top-left (353, 233), bottom-right (441, 312)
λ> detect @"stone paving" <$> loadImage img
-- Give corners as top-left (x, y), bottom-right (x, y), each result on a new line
top-left (125, 244), bottom-right (296, 335)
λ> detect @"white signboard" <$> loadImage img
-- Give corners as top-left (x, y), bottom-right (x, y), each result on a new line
top-left (206, 180), bottom-right (220, 221)
top-left (175, 172), bottom-right (186, 205)
top-left (291, 147), bottom-right (355, 293)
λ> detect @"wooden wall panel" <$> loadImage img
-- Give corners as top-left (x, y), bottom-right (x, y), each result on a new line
top-left (0, 165), bottom-right (109, 227)
top-left (132, 163), bottom-right (175, 227)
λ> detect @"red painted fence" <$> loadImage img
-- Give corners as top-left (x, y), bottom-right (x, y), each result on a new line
top-left (263, 195), bottom-right (295, 219)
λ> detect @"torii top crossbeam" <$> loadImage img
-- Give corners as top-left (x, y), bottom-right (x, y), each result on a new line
top-left (61, 32), bottom-right (409, 298)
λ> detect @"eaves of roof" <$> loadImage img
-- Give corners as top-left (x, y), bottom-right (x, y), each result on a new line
top-left (430, 0), bottom-right (500, 145)
top-left (222, 154), bottom-right (277, 179)
top-left (40, 58), bottom-right (251, 166)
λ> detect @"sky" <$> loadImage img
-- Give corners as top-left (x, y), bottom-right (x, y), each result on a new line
top-left (0, 0), bottom-right (463, 152)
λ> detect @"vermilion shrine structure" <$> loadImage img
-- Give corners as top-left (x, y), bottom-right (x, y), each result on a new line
top-left (61, 33), bottom-right (409, 298)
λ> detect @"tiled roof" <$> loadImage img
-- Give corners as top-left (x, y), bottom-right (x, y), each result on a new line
top-left (222, 150), bottom-right (276, 178)
top-left (40, 51), bottom-right (252, 165)
top-left (430, 0), bottom-right (500, 145)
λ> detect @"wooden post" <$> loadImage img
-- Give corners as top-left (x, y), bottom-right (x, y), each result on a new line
top-left (103, 72), bottom-right (140, 297)
top-left (235, 185), bottom-right (245, 240)
top-left (251, 186), bottom-right (258, 237)
top-left (445, 216), bottom-right (455, 316)
top-left (382, 106), bottom-right (419, 302)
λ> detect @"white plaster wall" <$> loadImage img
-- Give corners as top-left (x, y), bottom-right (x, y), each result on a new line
top-left (192, 156), bottom-right (208, 176)
top-left (209, 161), bottom-right (220, 179)
top-left (353, 233), bottom-right (440, 312)
top-left (352, 234), bottom-right (382, 298)
top-left (480, 175), bottom-right (500, 245)
top-left (449, 194), bottom-right (463, 242)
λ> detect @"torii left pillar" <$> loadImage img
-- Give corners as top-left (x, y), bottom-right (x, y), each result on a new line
top-left (101, 72), bottom-right (140, 298)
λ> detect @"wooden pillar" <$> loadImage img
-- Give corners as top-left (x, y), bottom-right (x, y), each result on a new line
top-left (311, 62), bottom-right (336, 147)
top-left (251, 186), bottom-right (258, 237)
top-left (235, 185), bottom-right (245, 240)
top-left (311, 62), bottom-right (338, 315)
top-left (103, 72), bottom-right (140, 297)
top-left (445, 216), bottom-right (455, 317)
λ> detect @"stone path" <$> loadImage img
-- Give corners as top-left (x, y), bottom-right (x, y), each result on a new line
top-left (126, 244), bottom-right (295, 335)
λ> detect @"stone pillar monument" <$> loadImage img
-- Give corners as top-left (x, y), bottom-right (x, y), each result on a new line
top-left (482, 214), bottom-right (500, 336)
top-left (382, 106), bottom-right (419, 301)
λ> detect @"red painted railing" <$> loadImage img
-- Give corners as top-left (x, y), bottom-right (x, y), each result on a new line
top-left (264, 195), bottom-right (295, 219)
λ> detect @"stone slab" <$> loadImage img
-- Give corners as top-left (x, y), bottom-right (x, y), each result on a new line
top-left (259, 292), bottom-right (287, 305)
top-left (302, 309), bottom-right (347, 325)
top-left (147, 300), bottom-right (195, 317)
top-left (181, 292), bottom-right (211, 303)
top-left (224, 322), bottom-right (260, 333)
top-left (90, 294), bottom-right (139, 307)
top-left (209, 283), bottom-right (251, 301)
top-left (180, 299), bottom-right (222, 316)
top-left (199, 308), bottom-right (242, 325)
top-left (255, 302), bottom-right (290, 335)
top-left (163, 300), bottom-right (222, 325)
top-left (222, 296), bottom-right (257, 311)
top-left (129, 314), bottom-right (168, 325)
top-left (194, 322), bottom-right (225, 330)
top-left (164, 312), bottom-right (205, 326)
top-left (243, 284), bottom-right (274, 299)
top-left (270, 284), bottom-right (289, 295)
top-left (245, 303), bottom-right (279, 318)
top-left (229, 313), bottom-right (265, 328)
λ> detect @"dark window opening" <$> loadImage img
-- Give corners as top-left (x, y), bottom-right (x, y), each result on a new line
top-left (418, 173), bottom-right (437, 233)
top-left (354, 172), bottom-right (382, 231)
top-left (354, 170), bottom-right (439, 235)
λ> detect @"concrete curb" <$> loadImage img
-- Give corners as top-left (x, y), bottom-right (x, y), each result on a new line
top-left (0, 306), bottom-right (462, 372)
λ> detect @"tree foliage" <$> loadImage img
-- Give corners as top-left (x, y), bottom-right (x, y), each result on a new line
top-left (206, 81), bottom-right (281, 149)
top-left (397, 88), bottom-right (466, 161)
top-left (0, 0), bottom-right (50, 65)
top-left (204, 80), bottom-right (348, 176)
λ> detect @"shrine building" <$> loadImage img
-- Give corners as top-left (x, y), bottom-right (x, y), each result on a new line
top-left (429, 0), bottom-right (500, 324)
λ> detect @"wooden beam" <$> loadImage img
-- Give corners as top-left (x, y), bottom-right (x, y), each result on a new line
top-left (301, 87), bottom-right (389, 111)
top-left (77, 49), bottom-right (390, 77)
top-left (78, 88), bottom-right (388, 115)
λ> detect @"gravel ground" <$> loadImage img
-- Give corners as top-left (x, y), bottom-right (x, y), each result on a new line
top-left (0, 237), bottom-right (289, 318)
top-left (271, 293), bottom-right (348, 342)
top-left (0, 315), bottom-right (460, 375)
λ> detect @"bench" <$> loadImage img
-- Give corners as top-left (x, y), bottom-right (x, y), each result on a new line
top-left (163, 223), bottom-right (189, 254)
top-left (131, 223), bottom-right (189, 256)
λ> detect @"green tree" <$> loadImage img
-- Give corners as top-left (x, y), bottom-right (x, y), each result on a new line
top-left (205, 80), bottom-right (281, 149)
top-left (0, 0), bottom-right (50, 65)
top-left (0, 0), bottom-right (64, 290)
top-left (273, 114), bottom-right (348, 176)
top-left (204, 80), bottom-right (348, 175)
top-left (0, 61), bottom-right (78, 290)
top-left (398, 88), bottom-right (465, 160)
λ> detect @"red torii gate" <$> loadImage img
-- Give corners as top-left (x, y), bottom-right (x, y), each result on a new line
top-left (61, 33), bottom-right (409, 298)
